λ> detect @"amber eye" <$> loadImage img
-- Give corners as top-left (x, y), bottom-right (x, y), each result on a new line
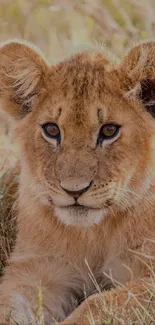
top-left (42, 123), bottom-right (61, 142)
top-left (97, 124), bottom-right (120, 145)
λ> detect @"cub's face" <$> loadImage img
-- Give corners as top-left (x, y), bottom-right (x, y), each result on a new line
top-left (1, 42), bottom-right (155, 227)
top-left (16, 54), bottom-right (154, 227)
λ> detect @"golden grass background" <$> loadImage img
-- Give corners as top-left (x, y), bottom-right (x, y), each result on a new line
top-left (1, 0), bottom-right (155, 62)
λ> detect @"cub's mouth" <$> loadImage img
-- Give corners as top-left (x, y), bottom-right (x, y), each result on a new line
top-left (62, 203), bottom-right (101, 213)
top-left (66, 202), bottom-right (100, 210)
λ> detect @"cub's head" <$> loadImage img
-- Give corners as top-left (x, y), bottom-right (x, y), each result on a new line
top-left (1, 40), bottom-right (155, 227)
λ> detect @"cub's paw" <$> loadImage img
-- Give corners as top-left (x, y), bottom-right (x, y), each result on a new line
top-left (59, 295), bottom-right (104, 325)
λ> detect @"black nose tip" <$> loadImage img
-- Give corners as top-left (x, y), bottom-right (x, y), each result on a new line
top-left (61, 181), bottom-right (92, 199)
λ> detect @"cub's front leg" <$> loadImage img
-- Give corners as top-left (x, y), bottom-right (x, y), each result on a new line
top-left (60, 278), bottom-right (155, 325)
top-left (0, 257), bottom-right (77, 325)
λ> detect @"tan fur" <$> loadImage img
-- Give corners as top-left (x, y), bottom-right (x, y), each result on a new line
top-left (0, 40), bottom-right (155, 324)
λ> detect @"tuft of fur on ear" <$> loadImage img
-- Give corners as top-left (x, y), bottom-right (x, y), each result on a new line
top-left (0, 40), bottom-right (49, 120)
top-left (119, 41), bottom-right (155, 118)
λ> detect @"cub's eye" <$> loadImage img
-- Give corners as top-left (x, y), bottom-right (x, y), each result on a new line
top-left (42, 123), bottom-right (61, 142)
top-left (97, 124), bottom-right (120, 145)
top-left (101, 124), bottom-right (119, 138)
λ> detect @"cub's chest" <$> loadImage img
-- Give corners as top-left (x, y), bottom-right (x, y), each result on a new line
top-left (65, 242), bottom-right (142, 295)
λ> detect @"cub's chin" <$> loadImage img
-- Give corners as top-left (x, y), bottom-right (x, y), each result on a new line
top-left (54, 205), bottom-right (107, 227)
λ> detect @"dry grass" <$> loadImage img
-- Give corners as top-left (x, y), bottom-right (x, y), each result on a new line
top-left (0, 170), bottom-right (17, 276)
top-left (1, 0), bottom-right (155, 324)
top-left (0, 0), bottom-right (155, 61)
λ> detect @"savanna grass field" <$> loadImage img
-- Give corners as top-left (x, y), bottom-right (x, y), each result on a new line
top-left (1, 1), bottom-right (155, 324)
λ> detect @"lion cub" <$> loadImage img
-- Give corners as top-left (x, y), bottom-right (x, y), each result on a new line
top-left (0, 40), bottom-right (155, 325)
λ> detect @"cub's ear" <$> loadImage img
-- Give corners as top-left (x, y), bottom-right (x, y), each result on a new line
top-left (0, 40), bottom-right (49, 120)
top-left (119, 41), bottom-right (155, 118)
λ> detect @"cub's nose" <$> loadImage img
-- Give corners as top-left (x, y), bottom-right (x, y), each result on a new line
top-left (60, 180), bottom-right (92, 199)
